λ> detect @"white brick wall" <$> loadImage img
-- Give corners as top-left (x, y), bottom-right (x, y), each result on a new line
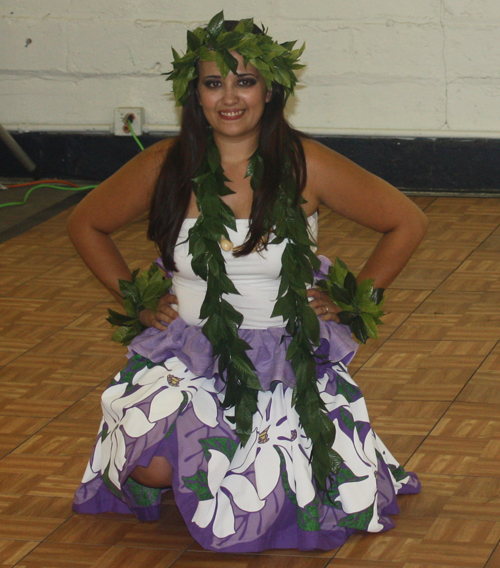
top-left (1, 0), bottom-right (500, 136)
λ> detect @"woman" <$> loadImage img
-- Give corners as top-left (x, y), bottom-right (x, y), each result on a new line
top-left (69, 13), bottom-right (427, 552)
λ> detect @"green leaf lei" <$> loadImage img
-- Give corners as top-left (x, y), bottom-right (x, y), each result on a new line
top-left (165, 11), bottom-right (305, 106)
top-left (317, 258), bottom-right (385, 344)
top-left (188, 133), bottom-right (343, 489)
top-left (107, 264), bottom-right (172, 346)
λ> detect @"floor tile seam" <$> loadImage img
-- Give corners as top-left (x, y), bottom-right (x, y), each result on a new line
top-left (353, 286), bottom-right (436, 375)
top-left (0, 419), bottom-right (54, 462)
top-left (400, 398), bottom-right (456, 468)
top-left (182, 543), bottom-right (336, 558)
top-left (8, 533), bottom-right (160, 568)
top-left (415, 196), bottom-right (438, 213)
top-left (451, 338), bottom-right (500, 403)
top-left (0, 302), bottom-right (120, 459)
top-left (434, 223), bottom-right (500, 293)
top-left (42, 540), bottom-right (195, 556)
top-left (0, 296), bottom-right (107, 364)
top-left (9, 540), bottom-right (44, 568)
top-left (410, 340), bottom-right (500, 451)
top-left (0, 248), bottom-right (84, 295)
top-left (485, 541), bottom-right (500, 568)
top-left (163, 547), bottom-right (195, 568)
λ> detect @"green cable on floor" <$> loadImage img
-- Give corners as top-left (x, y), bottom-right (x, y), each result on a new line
top-left (1, 118), bottom-right (144, 209)
top-left (0, 183), bottom-right (97, 209)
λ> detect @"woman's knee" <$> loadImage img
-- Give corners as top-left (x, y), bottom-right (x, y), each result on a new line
top-left (129, 456), bottom-right (173, 488)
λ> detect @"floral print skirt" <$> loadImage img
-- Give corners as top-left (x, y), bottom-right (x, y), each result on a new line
top-left (73, 317), bottom-right (420, 553)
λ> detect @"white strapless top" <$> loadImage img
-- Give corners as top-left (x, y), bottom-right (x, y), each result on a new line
top-left (172, 213), bottom-right (318, 329)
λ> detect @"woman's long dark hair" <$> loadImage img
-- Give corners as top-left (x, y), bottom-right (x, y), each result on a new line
top-left (148, 23), bottom-right (307, 271)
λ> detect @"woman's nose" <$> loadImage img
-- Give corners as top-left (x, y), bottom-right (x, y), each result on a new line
top-left (221, 84), bottom-right (238, 105)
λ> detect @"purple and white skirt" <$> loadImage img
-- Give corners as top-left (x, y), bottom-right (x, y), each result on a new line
top-left (73, 317), bottom-right (420, 552)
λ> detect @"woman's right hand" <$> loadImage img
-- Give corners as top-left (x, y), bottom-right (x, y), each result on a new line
top-left (138, 293), bottom-right (179, 331)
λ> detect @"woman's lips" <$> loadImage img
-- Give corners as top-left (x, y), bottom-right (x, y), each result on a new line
top-left (218, 109), bottom-right (245, 120)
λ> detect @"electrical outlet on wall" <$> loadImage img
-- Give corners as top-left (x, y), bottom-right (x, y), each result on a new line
top-left (114, 107), bottom-right (145, 136)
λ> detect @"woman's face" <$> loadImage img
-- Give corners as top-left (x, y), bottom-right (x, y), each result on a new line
top-left (197, 51), bottom-right (271, 142)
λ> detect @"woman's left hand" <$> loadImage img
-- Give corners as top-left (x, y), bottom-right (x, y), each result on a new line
top-left (307, 288), bottom-right (340, 322)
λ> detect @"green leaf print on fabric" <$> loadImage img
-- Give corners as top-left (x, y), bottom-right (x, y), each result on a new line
top-left (183, 469), bottom-right (213, 501)
top-left (102, 463), bottom-right (123, 500)
top-left (339, 407), bottom-right (366, 435)
top-left (298, 501), bottom-right (321, 532)
top-left (126, 477), bottom-right (161, 507)
top-left (276, 446), bottom-right (320, 532)
top-left (119, 354), bottom-right (157, 392)
top-left (389, 464), bottom-right (408, 482)
top-left (101, 424), bottom-right (109, 442)
top-left (335, 374), bottom-right (362, 403)
top-left (339, 503), bottom-right (374, 530)
top-left (200, 437), bottom-right (238, 463)
top-left (375, 449), bottom-right (409, 482)
top-left (276, 445), bottom-right (297, 505)
top-left (322, 464), bottom-right (369, 508)
top-left (339, 407), bottom-right (355, 431)
top-left (164, 420), bottom-right (177, 440)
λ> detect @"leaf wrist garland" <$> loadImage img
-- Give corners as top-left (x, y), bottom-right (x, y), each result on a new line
top-left (107, 264), bottom-right (172, 346)
top-left (316, 258), bottom-right (385, 344)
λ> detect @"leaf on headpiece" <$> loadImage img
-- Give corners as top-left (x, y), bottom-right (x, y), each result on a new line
top-left (249, 57), bottom-right (270, 73)
top-left (215, 51), bottom-right (230, 77)
top-left (238, 41), bottom-right (263, 60)
top-left (171, 47), bottom-right (181, 62)
top-left (187, 30), bottom-right (201, 52)
top-left (291, 43), bottom-right (306, 61)
top-left (218, 31), bottom-right (241, 50)
top-left (235, 18), bottom-right (255, 34)
top-left (274, 66), bottom-right (291, 88)
top-left (222, 50), bottom-right (239, 75)
top-left (206, 10), bottom-right (225, 38)
top-left (198, 47), bottom-right (217, 62)
top-left (281, 40), bottom-right (298, 51)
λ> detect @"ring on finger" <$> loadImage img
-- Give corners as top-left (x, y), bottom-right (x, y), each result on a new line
top-left (325, 306), bottom-right (329, 313)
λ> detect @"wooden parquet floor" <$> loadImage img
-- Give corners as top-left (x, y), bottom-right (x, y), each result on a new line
top-left (1, 195), bottom-right (500, 567)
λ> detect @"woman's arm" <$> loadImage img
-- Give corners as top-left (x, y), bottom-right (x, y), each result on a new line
top-left (67, 138), bottom-right (179, 329)
top-left (302, 138), bottom-right (428, 319)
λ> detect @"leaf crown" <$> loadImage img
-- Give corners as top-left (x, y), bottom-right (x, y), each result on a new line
top-left (165, 11), bottom-right (305, 106)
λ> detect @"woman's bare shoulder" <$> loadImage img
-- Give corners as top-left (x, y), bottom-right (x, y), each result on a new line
top-left (136, 136), bottom-right (176, 167)
top-left (301, 137), bottom-right (348, 170)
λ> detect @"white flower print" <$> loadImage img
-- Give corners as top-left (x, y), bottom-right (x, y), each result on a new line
top-left (317, 365), bottom-right (383, 531)
top-left (192, 448), bottom-right (266, 539)
top-left (81, 358), bottom-right (219, 490)
top-left (229, 383), bottom-right (316, 508)
top-left (82, 381), bottom-right (155, 489)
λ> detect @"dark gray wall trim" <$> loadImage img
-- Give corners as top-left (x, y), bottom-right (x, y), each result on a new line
top-left (2, 132), bottom-right (500, 193)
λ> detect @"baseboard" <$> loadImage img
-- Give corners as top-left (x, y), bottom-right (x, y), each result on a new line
top-left (2, 132), bottom-right (500, 194)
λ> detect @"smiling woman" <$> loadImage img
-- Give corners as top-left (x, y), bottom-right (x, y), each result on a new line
top-left (68, 11), bottom-right (426, 554)
top-left (197, 53), bottom-right (272, 142)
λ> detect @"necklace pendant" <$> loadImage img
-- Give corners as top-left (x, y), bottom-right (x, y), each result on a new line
top-left (220, 237), bottom-right (233, 252)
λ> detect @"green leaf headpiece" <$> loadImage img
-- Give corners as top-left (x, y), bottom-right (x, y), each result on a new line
top-left (165, 11), bottom-right (305, 106)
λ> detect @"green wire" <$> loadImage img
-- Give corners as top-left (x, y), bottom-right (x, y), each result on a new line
top-left (1, 121), bottom-right (144, 209)
top-left (0, 183), bottom-right (97, 209)
top-left (127, 119), bottom-right (145, 150)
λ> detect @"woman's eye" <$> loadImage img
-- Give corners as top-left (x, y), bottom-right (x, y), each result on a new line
top-left (239, 78), bottom-right (257, 87)
top-left (204, 80), bottom-right (221, 88)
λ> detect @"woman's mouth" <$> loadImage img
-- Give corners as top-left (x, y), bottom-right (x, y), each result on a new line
top-left (219, 110), bottom-right (245, 120)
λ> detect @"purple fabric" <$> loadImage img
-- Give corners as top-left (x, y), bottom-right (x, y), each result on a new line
top-left (129, 316), bottom-right (358, 392)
